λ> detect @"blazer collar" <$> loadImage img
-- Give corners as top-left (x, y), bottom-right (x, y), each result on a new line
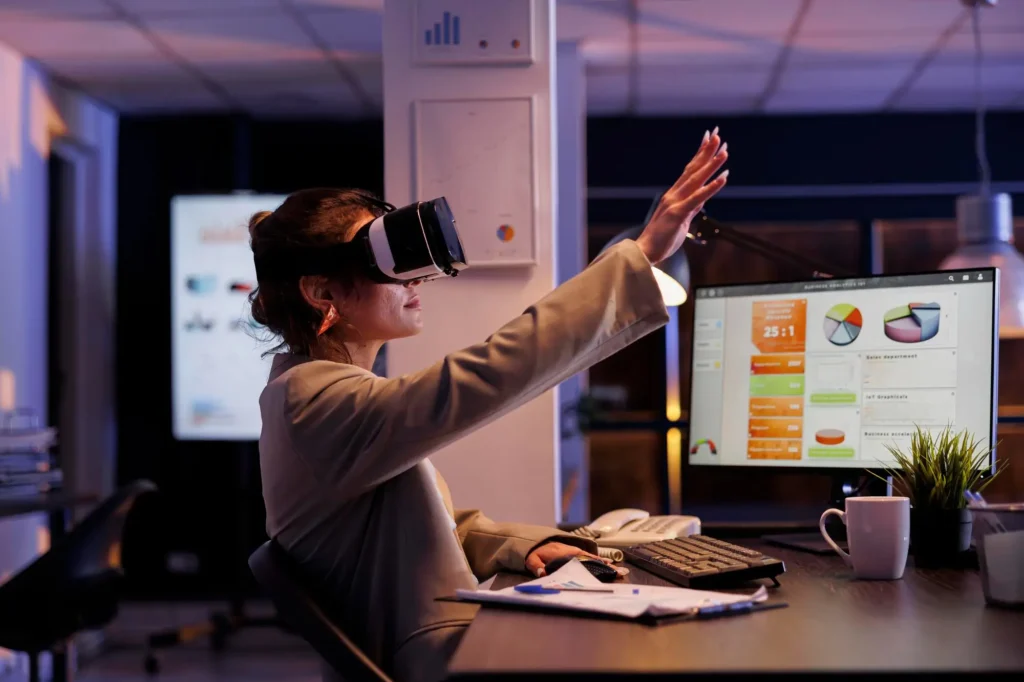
top-left (268, 353), bottom-right (312, 382)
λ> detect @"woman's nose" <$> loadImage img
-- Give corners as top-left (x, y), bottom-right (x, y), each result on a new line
top-left (404, 280), bottom-right (423, 288)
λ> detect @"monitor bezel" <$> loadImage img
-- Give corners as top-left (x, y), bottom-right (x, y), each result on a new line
top-left (685, 265), bottom-right (999, 474)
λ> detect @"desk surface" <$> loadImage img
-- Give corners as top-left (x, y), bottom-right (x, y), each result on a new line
top-left (0, 492), bottom-right (97, 518)
top-left (449, 541), bottom-right (1024, 678)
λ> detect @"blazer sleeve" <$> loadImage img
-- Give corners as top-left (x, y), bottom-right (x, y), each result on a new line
top-left (275, 239), bottom-right (669, 499)
top-left (453, 508), bottom-right (598, 578)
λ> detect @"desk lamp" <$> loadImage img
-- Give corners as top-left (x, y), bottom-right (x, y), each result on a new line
top-left (598, 204), bottom-right (849, 514)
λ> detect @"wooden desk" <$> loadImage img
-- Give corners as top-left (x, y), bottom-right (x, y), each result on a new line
top-left (449, 542), bottom-right (1024, 678)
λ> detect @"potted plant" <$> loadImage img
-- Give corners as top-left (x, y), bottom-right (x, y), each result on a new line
top-left (871, 424), bottom-right (1001, 568)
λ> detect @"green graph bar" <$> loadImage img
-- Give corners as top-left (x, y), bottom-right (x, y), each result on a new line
top-left (749, 374), bottom-right (805, 396)
top-left (808, 447), bottom-right (856, 458)
top-left (809, 392), bottom-right (857, 404)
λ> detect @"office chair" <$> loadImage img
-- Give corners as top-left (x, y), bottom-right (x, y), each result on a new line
top-left (0, 479), bottom-right (158, 682)
top-left (248, 540), bottom-right (392, 682)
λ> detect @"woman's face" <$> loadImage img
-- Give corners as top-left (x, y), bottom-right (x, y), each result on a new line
top-left (331, 208), bottom-right (424, 342)
top-left (332, 277), bottom-right (423, 343)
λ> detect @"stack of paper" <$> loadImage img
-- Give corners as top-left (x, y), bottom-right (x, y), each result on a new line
top-left (456, 559), bottom-right (768, 620)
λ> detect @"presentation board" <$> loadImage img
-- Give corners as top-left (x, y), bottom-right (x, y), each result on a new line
top-left (171, 194), bottom-right (286, 441)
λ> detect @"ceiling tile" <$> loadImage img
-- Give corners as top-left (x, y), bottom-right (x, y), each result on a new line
top-left (228, 80), bottom-right (369, 118)
top-left (638, 65), bottom-right (771, 95)
top-left (937, 30), bottom-right (1024, 65)
top-left (111, 0), bottom-right (282, 16)
top-left (558, 0), bottom-right (629, 47)
top-left (0, 17), bottom-right (159, 62)
top-left (146, 10), bottom-right (336, 82)
top-left (764, 89), bottom-right (891, 113)
top-left (45, 52), bottom-right (189, 84)
top-left (340, 57), bottom-right (382, 102)
top-left (585, 66), bottom-right (629, 116)
top-left (637, 66), bottom-right (769, 113)
top-left (291, 0), bottom-right (382, 8)
top-left (800, 0), bottom-right (964, 35)
top-left (298, 7), bottom-right (383, 54)
top-left (957, 2), bottom-right (1024, 33)
top-left (894, 88), bottom-right (1021, 111)
top-left (87, 75), bottom-right (230, 113)
top-left (912, 62), bottom-right (1024, 90)
top-left (779, 65), bottom-right (914, 92)
top-left (637, 94), bottom-right (758, 116)
top-left (788, 31), bottom-right (934, 67)
top-left (584, 35), bottom-right (784, 69)
top-left (638, 0), bottom-right (803, 37)
top-left (0, 0), bottom-right (114, 20)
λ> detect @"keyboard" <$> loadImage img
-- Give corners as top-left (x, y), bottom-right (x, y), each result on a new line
top-left (622, 535), bottom-right (786, 589)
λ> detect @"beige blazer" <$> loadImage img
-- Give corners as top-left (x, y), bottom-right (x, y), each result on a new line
top-left (258, 239), bottom-right (669, 682)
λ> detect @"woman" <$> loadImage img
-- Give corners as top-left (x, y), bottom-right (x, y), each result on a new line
top-left (253, 129), bottom-right (728, 682)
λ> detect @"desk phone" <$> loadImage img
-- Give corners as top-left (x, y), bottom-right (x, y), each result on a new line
top-left (570, 509), bottom-right (702, 548)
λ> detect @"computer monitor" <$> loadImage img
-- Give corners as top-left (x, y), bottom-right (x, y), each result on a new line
top-left (687, 268), bottom-right (998, 473)
top-left (170, 193), bottom-right (286, 442)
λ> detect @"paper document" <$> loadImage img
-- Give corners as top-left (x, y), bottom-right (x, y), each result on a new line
top-left (456, 559), bottom-right (768, 620)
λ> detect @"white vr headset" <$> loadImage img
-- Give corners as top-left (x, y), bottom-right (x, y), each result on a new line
top-left (254, 195), bottom-right (468, 284)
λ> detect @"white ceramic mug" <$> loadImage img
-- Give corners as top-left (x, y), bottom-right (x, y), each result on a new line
top-left (820, 496), bottom-right (910, 580)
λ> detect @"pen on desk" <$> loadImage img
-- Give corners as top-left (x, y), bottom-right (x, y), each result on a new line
top-left (514, 584), bottom-right (614, 594)
top-left (693, 601), bottom-right (755, 618)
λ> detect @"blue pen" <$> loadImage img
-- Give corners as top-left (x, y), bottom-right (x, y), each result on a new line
top-left (514, 584), bottom-right (613, 594)
top-left (695, 601), bottom-right (754, 618)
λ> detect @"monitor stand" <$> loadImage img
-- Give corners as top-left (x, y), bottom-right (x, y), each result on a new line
top-left (760, 473), bottom-right (891, 554)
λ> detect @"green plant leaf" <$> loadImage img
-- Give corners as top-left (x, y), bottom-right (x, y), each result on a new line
top-left (865, 423), bottom-right (1004, 511)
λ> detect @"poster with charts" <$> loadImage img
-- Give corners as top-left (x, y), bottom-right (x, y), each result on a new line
top-left (413, 97), bottom-right (537, 267)
top-left (171, 194), bottom-right (285, 441)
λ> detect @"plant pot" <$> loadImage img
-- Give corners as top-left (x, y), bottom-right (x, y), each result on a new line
top-left (910, 507), bottom-right (973, 568)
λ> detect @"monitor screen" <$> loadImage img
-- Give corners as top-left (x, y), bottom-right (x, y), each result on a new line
top-left (687, 269), bottom-right (998, 469)
top-left (171, 193), bottom-right (286, 441)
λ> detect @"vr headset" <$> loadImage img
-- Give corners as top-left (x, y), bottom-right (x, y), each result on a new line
top-left (254, 195), bottom-right (468, 284)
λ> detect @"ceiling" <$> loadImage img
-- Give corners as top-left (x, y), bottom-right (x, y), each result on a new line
top-left (0, 0), bottom-right (1021, 117)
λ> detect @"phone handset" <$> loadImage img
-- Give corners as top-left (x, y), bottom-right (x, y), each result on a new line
top-left (571, 509), bottom-right (701, 548)
top-left (590, 509), bottom-right (651, 533)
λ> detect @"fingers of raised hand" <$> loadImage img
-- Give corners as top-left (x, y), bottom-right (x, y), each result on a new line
top-left (670, 140), bottom-right (726, 207)
top-left (666, 169), bottom-right (729, 219)
top-left (676, 127), bottom-right (723, 185)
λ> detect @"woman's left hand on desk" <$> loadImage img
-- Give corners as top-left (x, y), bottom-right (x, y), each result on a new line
top-left (526, 542), bottom-right (611, 577)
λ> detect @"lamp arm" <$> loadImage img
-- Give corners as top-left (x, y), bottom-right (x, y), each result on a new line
top-left (688, 213), bottom-right (855, 280)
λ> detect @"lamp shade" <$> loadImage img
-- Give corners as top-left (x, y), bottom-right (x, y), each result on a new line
top-left (939, 193), bottom-right (1024, 339)
top-left (600, 226), bottom-right (690, 307)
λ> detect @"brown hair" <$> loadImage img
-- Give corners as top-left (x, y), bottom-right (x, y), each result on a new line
top-left (247, 188), bottom-right (389, 362)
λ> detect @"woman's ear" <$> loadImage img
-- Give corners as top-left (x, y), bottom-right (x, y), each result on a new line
top-left (298, 275), bottom-right (334, 314)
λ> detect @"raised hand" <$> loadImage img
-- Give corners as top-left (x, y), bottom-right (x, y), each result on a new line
top-left (635, 127), bottom-right (728, 265)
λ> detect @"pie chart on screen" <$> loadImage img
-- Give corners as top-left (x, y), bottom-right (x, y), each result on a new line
top-left (884, 302), bottom-right (940, 343)
top-left (824, 304), bottom-right (862, 346)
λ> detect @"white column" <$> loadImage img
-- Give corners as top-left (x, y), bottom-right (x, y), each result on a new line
top-left (383, 0), bottom-right (559, 524)
top-left (555, 41), bottom-right (588, 524)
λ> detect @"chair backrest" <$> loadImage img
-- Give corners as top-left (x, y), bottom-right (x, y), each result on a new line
top-left (59, 479), bottom-right (159, 581)
top-left (248, 540), bottom-right (392, 682)
top-left (0, 480), bottom-right (158, 646)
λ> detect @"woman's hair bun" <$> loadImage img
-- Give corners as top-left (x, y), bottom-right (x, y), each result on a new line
top-left (248, 210), bottom-right (273, 237)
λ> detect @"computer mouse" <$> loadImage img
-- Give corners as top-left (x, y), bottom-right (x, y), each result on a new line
top-left (544, 557), bottom-right (620, 583)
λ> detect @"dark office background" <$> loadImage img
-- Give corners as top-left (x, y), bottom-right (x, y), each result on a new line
top-left (116, 111), bottom-right (1024, 597)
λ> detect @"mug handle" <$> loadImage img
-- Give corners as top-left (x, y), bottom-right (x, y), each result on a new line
top-left (819, 508), bottom-right (851, 566)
